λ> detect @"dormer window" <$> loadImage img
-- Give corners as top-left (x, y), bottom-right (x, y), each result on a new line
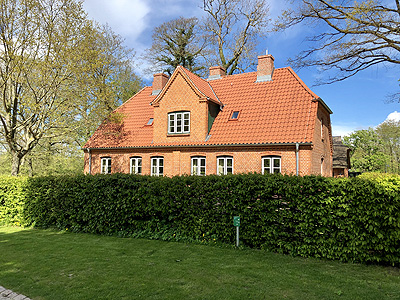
top-left (168, 111), bottom-right (190, 134)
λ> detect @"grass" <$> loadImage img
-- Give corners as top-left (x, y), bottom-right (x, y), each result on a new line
top-left (0, 226), bottom-right (399, 300)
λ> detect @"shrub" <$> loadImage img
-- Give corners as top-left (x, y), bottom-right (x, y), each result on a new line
top-left (0, 176), bottom-right (27, 226)
top-left (1, 173), bottom-right (399, 265)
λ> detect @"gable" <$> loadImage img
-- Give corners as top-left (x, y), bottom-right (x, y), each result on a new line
top-left (151, 66), bottom-right (220, 107)
top-left (152, 71), bottom-right (212, 144)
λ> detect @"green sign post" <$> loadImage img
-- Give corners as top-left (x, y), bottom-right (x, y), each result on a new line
top-left (233, 216), bottom-right (240, 247)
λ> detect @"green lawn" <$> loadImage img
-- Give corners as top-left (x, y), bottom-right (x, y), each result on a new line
top-left (0, 226), bottom-right (399, 300)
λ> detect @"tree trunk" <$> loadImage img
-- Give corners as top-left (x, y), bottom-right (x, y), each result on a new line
top-left (27, 157), bottom-right (33, 177)
top-left (11, 151), bottom-right (22, 176)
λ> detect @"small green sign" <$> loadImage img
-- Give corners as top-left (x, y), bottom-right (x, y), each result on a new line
top-left (233, 216), bottom-right (240, 227)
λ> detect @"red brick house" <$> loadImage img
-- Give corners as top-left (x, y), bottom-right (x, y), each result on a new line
top-left (83, 54), bottom-right (333, 176)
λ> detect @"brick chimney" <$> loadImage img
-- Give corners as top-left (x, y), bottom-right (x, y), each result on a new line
top-left (208, 66), bottom-right (226, 81)
top-left (152, 73), bottom-right (169, 95)
top-left (256, 54), bottom-right (274, 82)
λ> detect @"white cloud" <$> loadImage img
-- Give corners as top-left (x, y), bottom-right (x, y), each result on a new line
top-left (332, 125), bottom-right (356, 137)
top-left (332, 123), bottom-right (370, 137)
top-left (83, 0), bottom-right (150, 41)
top-left (385, 111), bottom-right (400, 122)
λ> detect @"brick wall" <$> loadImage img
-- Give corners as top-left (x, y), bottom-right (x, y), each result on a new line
top-left (153, 72), bottom-right (209, 144)
top-left (84, 144), bottom-right (316, 176)
top-left (311, 103), bottom-right (333, 176)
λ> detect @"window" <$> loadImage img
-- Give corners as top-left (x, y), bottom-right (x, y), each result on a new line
top-left (151, 157), bottom-right (164, 176)
top-left (321, 117), bottom-right (324, 140)
top-left (130, 157), bottom-right (142, 174)
top-left (101, 157), bottom-right (111, 174)
top-left (321, 157), bottom-right (324, 175)
top-left (217, 156), bottom-right (233, 175)
top-left (262, 156), bottom-right (281, 174)
top-left (146, 118), bottom-right (154, 126)
top-left (191, 156), bottom-right (206, 176)
top-left (168, 111), bottom-right (190, 134)
top-left (231, 111), bottom-right (239, 120)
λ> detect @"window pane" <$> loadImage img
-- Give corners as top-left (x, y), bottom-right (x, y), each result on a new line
top-left (273, 158), bottom-right (280, 168)
top-left (218, 159), bottom-right (224, 175)
top-left (227, 158), bottom-right (233, 167)
top-left (200, 166), bottom-right (206, 176)
top-left (226, 167), bottom-right (232, 174)
top-left (264, 158), bottom-right (270, 168)
top-left (151, 158), bottom-right (157, 175)
top-left (200, 158), bottom-right (206, 166)
top-left (131, 159), bottom-right (136, 174)
top-left (231, 111), bottom-right (239, 119)
top-left (192, 158), bottom-right (198, 175)
top-left (177, 114), bottom-right (182, 132)
top-left (107, 160), bottom-right (111, 174)
top-left (159, 158), bottom-right (163, 167)
top-left (159, 166), bottom-right (163, 176)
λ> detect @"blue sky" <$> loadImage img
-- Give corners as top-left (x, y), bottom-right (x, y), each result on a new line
top-left (83, 0), bottom-right (400, 137)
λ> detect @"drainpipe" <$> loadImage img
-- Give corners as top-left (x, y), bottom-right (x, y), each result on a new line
top-left (88, 148), bottom-right (92, 175)
top-left (296, 143), bottom-right (299, 176)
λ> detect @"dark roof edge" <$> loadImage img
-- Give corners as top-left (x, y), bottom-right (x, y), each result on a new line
top-left (314, 97), bottom-right (333, 114)
top-left (83, 142), bottom-right (313, 151)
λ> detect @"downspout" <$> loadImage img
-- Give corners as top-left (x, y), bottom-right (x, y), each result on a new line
top-left (88, 148), bottom-right (92, 175)
top-left (296, 143), bottom-right (299, 176)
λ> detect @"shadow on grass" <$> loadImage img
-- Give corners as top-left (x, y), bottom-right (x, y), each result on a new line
top-left (0, 226), bottom-right (399, 300)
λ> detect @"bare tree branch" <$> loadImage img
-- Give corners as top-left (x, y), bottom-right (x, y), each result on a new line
top-left (275, 0), bottom-right (400, 89)
top-left (202, 0), bottom-right (270, 74)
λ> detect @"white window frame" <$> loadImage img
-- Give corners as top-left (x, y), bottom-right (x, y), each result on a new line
top-left (191, 156), bottom-right (206, 176)
top-left (101, 157), bottom-right (111, 174)
top-left (217, 156), bottom-right (233, 175)
top-left (168, 111), bottom-right (190, 134)
top-left (130, 157), bottom-right (142, 175)
top-left (151, 157), bottom-right (164, 176)
top-left (262, 156), bottom-right (281, 174)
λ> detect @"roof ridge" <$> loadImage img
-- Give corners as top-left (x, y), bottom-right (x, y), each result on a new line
top-left (178, 66), bottom-right (207, 99)
top-left (206, 80), bottom-right (223, 106)
top-left (178, 66), bottom-right (221, 104)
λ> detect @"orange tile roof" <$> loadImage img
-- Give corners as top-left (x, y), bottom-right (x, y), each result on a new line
top-left (84, 66), bottom-right (329, 149)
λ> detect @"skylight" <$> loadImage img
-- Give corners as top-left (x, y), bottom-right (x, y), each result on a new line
top-left (146, 118), bottom-right (154, 125)
top-left (231, 111), bottom-right (239, 120)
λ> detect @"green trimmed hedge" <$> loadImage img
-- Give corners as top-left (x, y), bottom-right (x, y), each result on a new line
top-left (1, 173), bottom-right (400, 265)
top-left (0, 176), bottom-right (27, 226)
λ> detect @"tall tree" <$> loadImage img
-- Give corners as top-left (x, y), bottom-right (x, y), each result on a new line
top-left (0, 0), bottom-right (142, 175)
top-left (0, 0), bottom-right (90, 176)
top-left (202, 0), bottom-right (270, 75)
top-left (343, 128), bottom-right (389, 172)
top-left (73, 24), bottom-right (143, 147)
top-left (144, 17), bottom-right (205, 76)
top-left (275, 0), bottom-right (400, 87)
top-left (376, 119), bottom-right (400, 173)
